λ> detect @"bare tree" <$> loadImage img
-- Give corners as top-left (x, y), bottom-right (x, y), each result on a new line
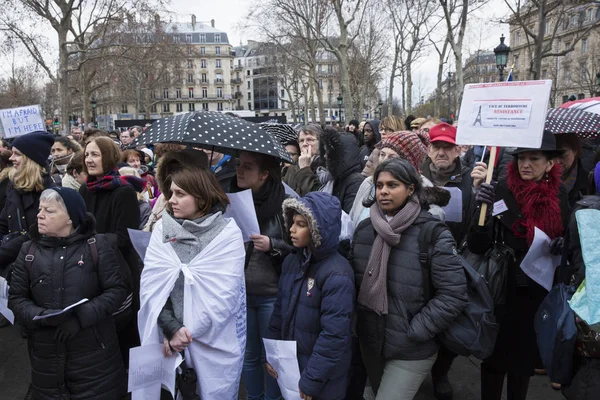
top-left (384, 0), bottom-right (410, 116)
top-left (503, 0), bottom-right (599, 80)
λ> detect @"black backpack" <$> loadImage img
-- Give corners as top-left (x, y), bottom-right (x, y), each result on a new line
top-left (418, 220), bottom-right (499, 360)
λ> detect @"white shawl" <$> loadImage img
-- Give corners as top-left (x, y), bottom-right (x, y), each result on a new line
top-left (134, 218), bottom-right (246, 400)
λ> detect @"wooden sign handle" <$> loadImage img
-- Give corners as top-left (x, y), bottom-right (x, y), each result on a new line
top-left (478, 146), bottom-right (498, 226)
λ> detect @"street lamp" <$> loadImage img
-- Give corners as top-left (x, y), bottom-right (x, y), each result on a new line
top-left (337, 93), bottom-right (343, 123)
top-left (90, 97), bottom-right (97, 128)
top-left (377, 101), bottom-right (383, 118)
top-left (493, 34), bottom-right (511, 81)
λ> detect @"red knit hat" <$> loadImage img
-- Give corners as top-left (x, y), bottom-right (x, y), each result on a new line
top-left (376, 131), bottom-right (430, 172)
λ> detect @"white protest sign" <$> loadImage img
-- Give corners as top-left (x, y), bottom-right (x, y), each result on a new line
top-left (0, 105), bottom-right (46, 139)
top-left (457, 80), bottom-right (552, 148)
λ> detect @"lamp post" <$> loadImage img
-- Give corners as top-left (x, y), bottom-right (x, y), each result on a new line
top-left (90, 97), bottom-right (97, 128)
top-left (337, 93), bottom-right (343, 124)
top-left (493, 34), bottom-right (511, 81)
top-left (377, 101), bottom-right (383, 118)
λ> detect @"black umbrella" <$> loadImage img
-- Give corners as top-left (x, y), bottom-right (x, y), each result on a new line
top-left (545, 107), bottom-right (600, 138)
top-left (134, 111), bottom-right (293, 163)
top-left (260, 123), bottom-right (298, 145)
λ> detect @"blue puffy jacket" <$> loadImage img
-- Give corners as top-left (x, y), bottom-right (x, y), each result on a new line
top-left (267, 192), bottom-right (355, 400)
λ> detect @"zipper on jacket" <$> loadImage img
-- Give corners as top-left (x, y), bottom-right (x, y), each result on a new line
top-left (92, 326), bottom-right (106, 350)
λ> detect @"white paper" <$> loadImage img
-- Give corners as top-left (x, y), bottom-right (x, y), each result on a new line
top-left (283, 182), bottom-right (299, 198)
top-left (520, 227), bottom-right (562, 291)
top-left (440, 187), bottom-right (463, 223)
top-left (128, 343), bottom-right (183, 395)
top-left (225, 189), bottom-right (260, 242)
top-left (0, 105), bottom-right (46, 138)
top-left (457, 80), bottom-right (551, 148)
top-left (263, 339), bottom-right (302, 400)
top-left (32, 298), bottom-right (89, 321)
top-left (128, 229), bottom-right (152, 261)
top-left (0, 277), bottom-right (14, 324)
top-left (492, 200), bottom-right (509, 217)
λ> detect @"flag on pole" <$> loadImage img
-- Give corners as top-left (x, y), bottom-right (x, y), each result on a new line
top-left (506, 64), bottom-right (515, 82)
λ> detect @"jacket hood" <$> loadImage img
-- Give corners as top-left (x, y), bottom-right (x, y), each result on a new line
top-left (366, 119), bottom-right (381, 143)
top-left (282, 192), bottom-right (341, 259)
top-left (31, 212), bottom-right (97, 245)
top-left (319, 129), bottom-right (361, 180)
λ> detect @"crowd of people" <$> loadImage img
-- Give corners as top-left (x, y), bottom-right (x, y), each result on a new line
top-left (0, 114), bottom-right (598, 400)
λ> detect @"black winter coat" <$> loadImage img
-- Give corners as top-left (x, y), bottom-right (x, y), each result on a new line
top-left (0, 176), bottom-right (54, 278)
top-left (566, 160), bottom-right (590, 208)
top-left (8, 215), bottom-right (128, 400)
top-left (351, 211), bottom-right (468, 361)
top-left (467, 179), bottom-right (570, 375)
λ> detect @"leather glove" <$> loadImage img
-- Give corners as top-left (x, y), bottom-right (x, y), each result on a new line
top-left (54, 316), bottom-right (81, 343)
top-left (475, 182), bottom-right (496, 207)
top-left (38, 309), bottom-right (70, 327)
top-left (549, 237), bottom-right (564, 256)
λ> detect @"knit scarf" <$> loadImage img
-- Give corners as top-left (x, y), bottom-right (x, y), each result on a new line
top-left (86, 168), bottom-right (147, 193)
top-left (427, 158), bottom-right (463, 187)
top-left (507, 162), bottom-right (564, 245)
top-left (358, 197), bottom-right (421, 315)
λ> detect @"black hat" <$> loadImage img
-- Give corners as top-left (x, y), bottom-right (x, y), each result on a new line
top-left (11, 131), bottom-right (55, 167)
top-left (512, 130), bottom-right (565, 158)
top-left (49, 187), bottom-right (87, 228)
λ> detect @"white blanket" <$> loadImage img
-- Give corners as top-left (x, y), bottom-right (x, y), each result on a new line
top-left (134, 218), bottom-right (247, 400)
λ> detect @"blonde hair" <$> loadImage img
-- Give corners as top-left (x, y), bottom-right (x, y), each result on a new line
top-left (119, 167), bottom-right (145, 202)
top-left (10, 154), bottom-right (44, 192)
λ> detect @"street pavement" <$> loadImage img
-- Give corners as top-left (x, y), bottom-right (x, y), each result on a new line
top-left (0, 323), bottom-right (565, 400)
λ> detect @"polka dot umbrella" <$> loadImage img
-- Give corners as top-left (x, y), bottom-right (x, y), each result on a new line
top-left (134, 111), bottom-right (294, 163)
top-left (545, 107), bottom-right (600, 138)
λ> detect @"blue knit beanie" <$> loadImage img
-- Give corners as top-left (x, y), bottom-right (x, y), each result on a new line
top-left (12, 131), bottom-right (55, 167)
top-left (49, 187), bottom-right (87, 228)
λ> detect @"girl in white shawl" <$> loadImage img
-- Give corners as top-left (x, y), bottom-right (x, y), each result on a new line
top-left (136, 165), bottom-right (246, 400)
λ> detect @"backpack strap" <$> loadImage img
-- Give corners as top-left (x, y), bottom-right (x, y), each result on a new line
top-left (24, 241), bottom-right (37, 275)
top-left (87, 237), bottom-right (99, 268)
top-left (417, 220), bottom-right (450, 301)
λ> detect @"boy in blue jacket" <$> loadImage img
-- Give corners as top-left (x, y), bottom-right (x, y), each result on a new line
top-left (266, 192), bottom-right (355, 400)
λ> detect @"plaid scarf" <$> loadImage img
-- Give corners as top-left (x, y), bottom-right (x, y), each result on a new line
top-left (86, 168), bottom-right (147, 193)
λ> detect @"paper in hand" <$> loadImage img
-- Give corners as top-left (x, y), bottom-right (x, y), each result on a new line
top-left (33, 298), bottom-right (89, 321)
top-left (225, 189), bottom-right (260, 242)
top-left (128, 343), bottom-right (182, 395)
top-left (440, 187), bottom-right (463, 223)
top-left (520, 227), bottom-right (561, 291)
top-left (263, 338), bottom-right (302, 400)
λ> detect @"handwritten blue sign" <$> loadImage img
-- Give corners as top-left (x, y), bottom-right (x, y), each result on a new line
top-left (0, 105), bottom-right (45, 138)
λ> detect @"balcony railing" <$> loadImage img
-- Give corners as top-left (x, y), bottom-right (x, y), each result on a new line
top-left (234, 91), bottom-right (243, 99)
top-left (214, 79), bottom-right (224, 84)
top-left (231, 78), bottom-right (242, 84)
top-left (234, 65), bottom-right (244, 71)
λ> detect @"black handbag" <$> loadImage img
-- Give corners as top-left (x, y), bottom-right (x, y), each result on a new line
top-left (176, 355), bottom-right (201, 400)
top-left (460, 223), bottom-right (514, 306)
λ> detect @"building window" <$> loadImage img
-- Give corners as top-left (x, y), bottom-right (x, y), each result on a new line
top-left (176, 103), bottom-right (183, 112)
top-left (216, 46), bottom-right (221, 55)
top-left (189, 88), bottom-right (194, 98)
top-left (200, 34), bottom-right (206, 43)
top-left (247, 91), bottom-right (251, 99)
top-left (186, 34), bottom-right (192, 43)
top-left (189, 103), bottom-right (195, 111)
top-left (515, 31), bottom-right (520, 45)
top-left (150, 90), bottom-right (156, 99)
top-left (216, 74), bottom-right (223, 83)
top-left (162, 88), bottom-right (169, 99)
top-left (581, 63), bottom-right (587, 80)
top-left (513, 54), bottom-right (519, 69)
top-left (201, 59), bottom-right (207, 68)
top-left (318, 79), bottom-right (323, 89)
top-left (217, 87), bottom-right (223, 98)
top-left (587, 8), bottom-right (593, 21)
top-left (545, 21), bottom-right (550, 34)
top-left (163, 103), bottom-right (170, 112)
top-left (187, 59), bottom-right (193, 69)
top-left (583, 38), bottom-right (588, 53)
top-left (175, 73), bottom-right (181, 83)
top-left (281, 89), bottom-right (285, 98)
top-left (176, 88), bottom-right (181, 98)
top-left (150, 104), bottom-right (157, 113)
top-left (202, 87), bottom-right (208, 98)
top-left (201, 73), bottom-right (207, 83)
top-left (247, 70), bottom-right (250, 76)
top-left (578, 93), bottom-right (585, 100)
top-left (187, 47), bottom-right (193, 56)
top-left (216, 59), bottom-right (222, 68)
top-left (215, 33), bottom-right (221, 43)
top-left (202, 103), bottom-right (208, 111)
top-left (187, 73), bottom-right (194, 83)
top-left (201, 47), bottom-right (206, 55)
top-left (173, 35), bottom-right (180, 43)
top-left (247, 81), bottom-right (251, 89)
top-left (562, 95), bottom-right (569, 103)
top-left (248, 102), bottom-right (252, 110)
top-left (121, 104), bottom-right (128, 113)
top-left (217, 102), bottom-right (223, 111)
top-left (164, 74), bottom-right (169, 83)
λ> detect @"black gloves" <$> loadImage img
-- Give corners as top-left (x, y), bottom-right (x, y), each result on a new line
top-left (475, 182), bottom-right (496, 207)
top-left (54, 316), bottom-right (81, 343)
top-left (549, 237), bottom-right (564, 256)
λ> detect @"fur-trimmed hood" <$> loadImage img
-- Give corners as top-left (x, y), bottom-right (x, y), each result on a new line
top-left (282, 192), bottom-right (341, 258)
top-left (318, 128), bottom-right (361, 180)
